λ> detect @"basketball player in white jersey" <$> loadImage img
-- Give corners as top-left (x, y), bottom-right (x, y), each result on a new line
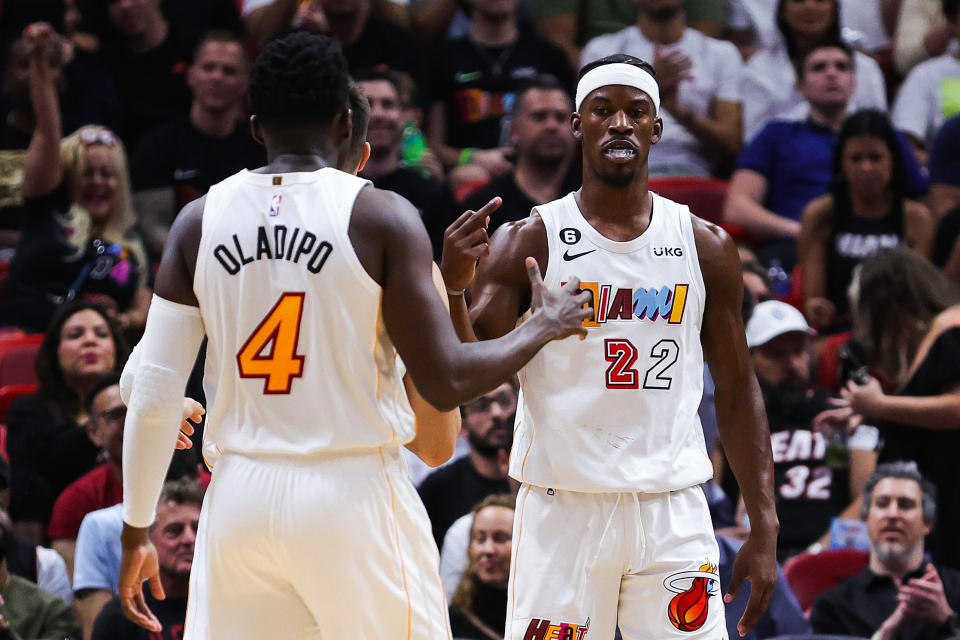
top-left (442, 53), bottom-right (780, 639)
top-left (114, 32), bottom-right (592, 639)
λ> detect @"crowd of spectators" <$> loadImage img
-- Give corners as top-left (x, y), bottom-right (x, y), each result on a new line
top-left (0, 0), bottom-right (958, 638)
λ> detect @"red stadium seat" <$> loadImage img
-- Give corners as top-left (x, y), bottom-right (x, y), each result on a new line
top-left (0, 333), bottom-right (43, 388)
top-left (649, 177), bottom-right (728, 225)
top-left (0, 383), bottom-right (38, 460)
top-left (817, 331), bottom-right (853, 393)
top-left (783, 549), bottom-right (869, 614)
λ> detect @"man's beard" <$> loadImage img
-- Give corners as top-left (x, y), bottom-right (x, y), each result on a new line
top-left (874, 540), bottom-right (920, 567)
top-left (467, 421), bottom-right (514, 458)
top-left (758, 376), bottom-right (812, 418)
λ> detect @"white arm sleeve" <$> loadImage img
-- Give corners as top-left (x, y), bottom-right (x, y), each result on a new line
top-left (119, 342), bottom-right (141, 406)
top-left (122, 295), bottom-right (205, 527)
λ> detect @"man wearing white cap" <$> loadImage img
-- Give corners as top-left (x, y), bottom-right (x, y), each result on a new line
top-left (441, 53), bottom-right (778, 640)
top-left (746, 300), bottom-right (878, 561)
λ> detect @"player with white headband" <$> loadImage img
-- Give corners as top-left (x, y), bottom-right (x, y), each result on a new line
top-left (440, 53), bottom-right (779, 639)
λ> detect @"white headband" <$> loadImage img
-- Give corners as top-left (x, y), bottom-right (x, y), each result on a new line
top-left (575, 62), bottom-right (661, 114)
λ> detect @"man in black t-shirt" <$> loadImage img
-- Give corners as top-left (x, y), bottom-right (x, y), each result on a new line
top-left (355, 69), bottom-right (455, 261)
top-left (102, 0), bottom-right (193, 150)
top-left (91, 479), bottom-right (202, 640)
top-left (418, 380), bottom-right (517, 548)
top-left (462, 76), bottom-right (580, 239)
top-left (745, 300), bottom-right (877, 561)
top-left (426, 0), bottom-right (574, 180)
top-left (132, 30), bottom-right (264, 260)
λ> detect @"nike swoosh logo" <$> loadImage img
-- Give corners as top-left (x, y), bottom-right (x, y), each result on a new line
top-left (562, 249), bottom-right (596, 261)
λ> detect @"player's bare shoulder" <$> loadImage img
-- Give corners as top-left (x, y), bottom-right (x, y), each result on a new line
top-left (349, 184), bottom-right (433, 287)
top-left (155, 195), bottom-right (206, 305)
top-left (486, 214), bottom-right (549, 276)
top-left (690, 214), bottom-right (741, 293)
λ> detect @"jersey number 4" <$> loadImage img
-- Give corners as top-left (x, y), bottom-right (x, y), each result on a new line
top-left (604, 338), bottom-right (679, 390)
top-left (237, 292), bottom-right (306, 394)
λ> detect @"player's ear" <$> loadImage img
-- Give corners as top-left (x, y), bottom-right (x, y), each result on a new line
top-left (250, 115), bottom-right (265, 146)
top-left (571, 112), bottom-right (583, 141)
top-left (357, 142), bottom-right (371, 173)
top-left (650, 116), bottom-right (663, 145)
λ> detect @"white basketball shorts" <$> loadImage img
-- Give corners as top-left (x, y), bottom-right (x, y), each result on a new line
top-left (183, 446), bottom-right (450, 639)
top-left (507, 483), bottom-right (727, 640)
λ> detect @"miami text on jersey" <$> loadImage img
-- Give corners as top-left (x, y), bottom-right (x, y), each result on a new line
top-left (565, 282), bottom-right (689, 327)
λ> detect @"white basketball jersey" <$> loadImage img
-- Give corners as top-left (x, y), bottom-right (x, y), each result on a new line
top-left (510, 191), bottom-right (713, 493)
top-left (194, 168), bottom-right (413, 462)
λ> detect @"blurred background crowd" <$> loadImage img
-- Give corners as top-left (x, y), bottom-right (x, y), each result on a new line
top-left (0, 0), bottom-right (958, 638)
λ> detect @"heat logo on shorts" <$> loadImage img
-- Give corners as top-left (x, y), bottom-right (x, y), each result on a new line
top-left (563, 282), bottom-right (689, 327)
top-left (664, 562), bottom-right (719, 632)
top-left (522, 617), bottom-right (590, 640)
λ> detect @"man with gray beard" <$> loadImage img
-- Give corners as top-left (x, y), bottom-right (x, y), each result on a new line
top-left (811, 462), bottom-right (960, 640)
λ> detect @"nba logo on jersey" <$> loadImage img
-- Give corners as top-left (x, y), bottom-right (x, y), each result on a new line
top-left (269, 194), bottom-right (282, 217)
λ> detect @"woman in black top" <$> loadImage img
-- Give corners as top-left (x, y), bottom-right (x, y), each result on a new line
top-left (449, 494), bottom-right (515, 640)
top-left (798, 110), bottom-right (933, 333)
top-left (8, 300), bottom-right (128, 544)
top-left (0, 24), bottom-right (150, 334)
top-left (819, 248), bottom-right (960, 568)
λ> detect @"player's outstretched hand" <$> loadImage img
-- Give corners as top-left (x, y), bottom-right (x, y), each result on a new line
top-left (119, 525), bottom-right (165, 632)
top-left (176, 398), bottom-right (205, 450)
top-left (724, 528), bottom-right (778, 636)
top-left (526, 257), bottom-right (592, 341)
top-left (440, 197), bottom-right (501, 292)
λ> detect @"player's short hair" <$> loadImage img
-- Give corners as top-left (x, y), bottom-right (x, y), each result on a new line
top-left (860, 461), bottom-right (937, 521)
top-left (945, 0), bottom-right (959, 21)
top-left (345, 81), bottom-right (370, 166)
top-left (249, 30), bottom-right (349, 127)
top-left (511, 74), bottom-right (572, 116)
top-left (795, 39), bottom-right (854, 80)
top-left (578, 54), bottom-right (655, 82)
top-left (192, 28), bottom-right (247, 66)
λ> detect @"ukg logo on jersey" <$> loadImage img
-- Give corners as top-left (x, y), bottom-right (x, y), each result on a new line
top-left (564, 282), bottom-right (689, 327)
top-left (522, 617), bottom-right (590, 640)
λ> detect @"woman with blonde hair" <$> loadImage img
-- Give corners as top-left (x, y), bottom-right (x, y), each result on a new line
top-left (449, 494), bottom-right (516, 640)
top-left (0, 23), bottom-right (150, 333)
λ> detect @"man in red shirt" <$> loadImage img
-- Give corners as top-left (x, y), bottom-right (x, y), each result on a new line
top-left (48, 375), bottom-right (125, 578)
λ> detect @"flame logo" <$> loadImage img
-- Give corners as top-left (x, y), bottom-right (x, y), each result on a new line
top-left (664, 563), bottom-right (718, 633)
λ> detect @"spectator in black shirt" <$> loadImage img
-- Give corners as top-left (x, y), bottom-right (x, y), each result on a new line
top-left (355, 68), bottom-right (456, 261)
top-left (300, 0), bottom-right (425, 96)
top-left (132, 30), bottom-right (263, 260)
top-left (426, 0), bottom-right (574, 181)
top-left (461, 75), bottom-right (579, 239)
top-left (418, 380), bottom-right (516, 548)
top-left (811, 462), bottom-right (960, 640)
top-left (102, 0), bottom-right (193, 149)
top-left (745, 300), bottom-right (876, 561)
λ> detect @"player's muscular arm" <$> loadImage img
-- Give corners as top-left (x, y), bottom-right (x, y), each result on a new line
top-left (468, 216), bottom-right (549, 340)
top-left (153, 196), bottom-right (205, 306)
top-left (694, 217), bottom-right (778, 637)
top-left (350, 187), bottom-right (588, 411)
